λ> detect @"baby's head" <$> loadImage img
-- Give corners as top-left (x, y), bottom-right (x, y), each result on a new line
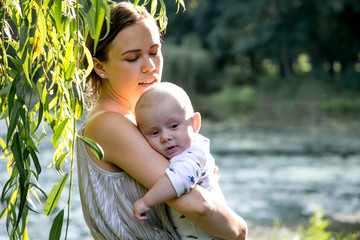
top-left (135, 82), bottom-right (201, 159)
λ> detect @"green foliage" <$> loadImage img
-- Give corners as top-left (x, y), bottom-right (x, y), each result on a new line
top-left (0, 0), bottom-right (185, 239)
top-left (197, 86), bottom-right (258, 120)
top-left (321, 98), bottom-right (360, 116)
top-left (162, 34), bottom-right (216, 94)
top-left (304, 207), bottom-right (332, 240)
top-left (300, 207), bottom-right (360, 240)
top-left (166, 0), bottom-right (360, 86)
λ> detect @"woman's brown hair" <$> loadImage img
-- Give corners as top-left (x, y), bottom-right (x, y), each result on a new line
top-left (83, 2), bottom-right (157, 106)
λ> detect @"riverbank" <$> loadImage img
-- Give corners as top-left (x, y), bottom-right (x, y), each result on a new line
top-left (200, 116), bottom-right (360, 240)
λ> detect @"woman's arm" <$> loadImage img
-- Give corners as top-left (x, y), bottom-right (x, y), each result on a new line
top-left (84, 112), bottom-right (247, 240)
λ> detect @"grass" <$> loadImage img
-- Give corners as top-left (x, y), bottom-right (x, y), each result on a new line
top-left (249, 207), bottom-right (360, 240)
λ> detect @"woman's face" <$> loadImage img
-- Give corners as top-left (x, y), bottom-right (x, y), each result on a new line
top-left (99, 20), bottom-right (163, 106)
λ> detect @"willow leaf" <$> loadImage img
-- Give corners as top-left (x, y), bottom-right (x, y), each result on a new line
top-left (77, 135), bottom-right (104, 160)
top-left (65, 62), bottom-right (76, 80)
top-left (151, 0), bottom-right (157, 17)
top-left (83, 44), bottom-right (93, 77)
top-left (55, 151), bottom-right (69, 174)
top-left (53, 0), bottom-right (62, 32)
top-left (133, 0), bottom-right (140, 7)
top-left (3, 0), bottom-right (15, 8)
top-left (49, 209), bottom-right (64, 240)
top-left (52, 118), bottom-right (69, 147)
top-left (11, 133), bottom-right (28, 231)
top-left (33, 100), bottom-right (43, 134)
top-left (33, 6), bottom-right (46, 62)
top-left (0, 82), bottom-right (12, 95)
top-left (44, 173), bottom-right (69, 216)
top-left (7, 101), bottom-right (21, 145)
top-left (92, 0), bottom-right (105, 51)
top-left (74, 83), bottom-right (83, 120)
top-left (64, 38), bottom-right (74, 68)
top-left (29, 147), bottom-right (41, 175)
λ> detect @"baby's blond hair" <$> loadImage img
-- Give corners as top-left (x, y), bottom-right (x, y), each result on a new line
top-left (135, 82), bottom-right (194, 120)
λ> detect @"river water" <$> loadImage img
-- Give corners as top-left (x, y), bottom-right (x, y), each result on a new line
top-left (1, 120), bottom-right (360, 239)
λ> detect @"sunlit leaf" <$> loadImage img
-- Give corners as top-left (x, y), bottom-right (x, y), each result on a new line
top-left (44, 173), bottom-right (69, 216)
top-left (64, 38), bottom-right (74, 67)
top-left (83, 44), bottom-right (93, 77)
top-left (3, 0), bottom-right (15, 8)
top-left (53, 0), bottom-right (62, 32)
top-left (77, 135), bottom-right (104, 160)
top-left (52, 118), bottom-right (69, 147)
top-left (91, 2), bottom-right (105, 52)
top-left (151, 0), bottom-right (158, 17)
top-left (176, 0), bottom-right (186, 13)
top-left (133, 0), bottom-right (140, 7)
top-left (65, 62), bottom-right (76, 80)
top-left (29, 187), bottom-right (42, 205)
top-left (55, 151), bottom-right (69, 174)
top-left (33, 7), bottom-right (46, 62)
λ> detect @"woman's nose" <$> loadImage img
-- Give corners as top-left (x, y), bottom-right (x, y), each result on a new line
top-left (141, 56), bottom-right (155, 72)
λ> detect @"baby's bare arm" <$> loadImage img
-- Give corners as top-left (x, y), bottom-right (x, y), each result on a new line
top-left (133, 174), bottom-right (176, 220)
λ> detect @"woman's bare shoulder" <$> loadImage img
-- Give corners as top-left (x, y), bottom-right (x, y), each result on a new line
top-left (83, 111), bottom-right (168, 187)
top-left (83, 111), bottom-right (143, 156)
top-left (84, 111), bottom-right (135, 133)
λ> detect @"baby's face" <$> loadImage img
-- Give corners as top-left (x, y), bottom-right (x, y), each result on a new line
top-left (136, 98), bottom-right (196, 159)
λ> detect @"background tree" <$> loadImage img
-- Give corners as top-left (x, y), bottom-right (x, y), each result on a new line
top-left (163, 0), bottom-right (360, 93)
top-left (0, 0), bottom-right (184, 239)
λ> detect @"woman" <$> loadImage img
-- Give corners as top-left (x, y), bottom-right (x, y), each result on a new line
top-left (76, 2), bottom-right (247, 239)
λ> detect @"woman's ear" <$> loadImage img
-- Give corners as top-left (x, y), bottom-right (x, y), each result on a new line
top-left (191, 112), bottom-right (201, 133)
top-left (93, 57), bottom-right (106, 78)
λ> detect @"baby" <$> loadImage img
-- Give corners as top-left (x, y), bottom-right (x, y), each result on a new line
top-left (133, 82), bottom-right (225, 239)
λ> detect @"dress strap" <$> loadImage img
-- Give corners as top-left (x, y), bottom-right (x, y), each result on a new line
top-left (81, 111), bottom-right (108, 129)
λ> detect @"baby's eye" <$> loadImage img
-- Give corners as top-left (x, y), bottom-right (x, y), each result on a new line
top-left (170, 123), bottom-right (179, 130)
top-left (151, 131), bottom-right (159, 136)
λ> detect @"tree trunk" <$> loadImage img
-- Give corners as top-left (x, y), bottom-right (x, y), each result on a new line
top-left (279, 44), bottom-right (293, 78)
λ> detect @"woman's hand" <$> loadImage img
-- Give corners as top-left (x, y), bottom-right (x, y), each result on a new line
top-left (168, 186), bottom-right (247, 240)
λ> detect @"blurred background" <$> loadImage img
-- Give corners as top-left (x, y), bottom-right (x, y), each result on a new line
top-left (1, 0), bottom-right (360, 239)
top-left (161, 0), bottom-right (360, 125)
top-left (160, 0), bottom-right (360, 239)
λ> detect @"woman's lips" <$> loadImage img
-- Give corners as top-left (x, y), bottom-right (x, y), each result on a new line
top-left (138, 78), bottom-right (157, 87)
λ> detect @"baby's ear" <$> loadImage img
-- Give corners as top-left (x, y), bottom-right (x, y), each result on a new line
top-left (191, 112), bottom-right (201, 133)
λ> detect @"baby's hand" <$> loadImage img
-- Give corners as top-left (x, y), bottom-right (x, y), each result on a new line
top-left (133, 198), bottom-right (151, 220)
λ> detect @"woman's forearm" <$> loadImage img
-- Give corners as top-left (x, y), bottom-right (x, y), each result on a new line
top-left (167, 186), bottom-right (247, 240)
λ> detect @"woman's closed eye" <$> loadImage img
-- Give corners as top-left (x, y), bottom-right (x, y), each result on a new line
top-left (150, 50), bottom-right (158, 56)
top-left (126, 56), bottom-right (139, 62)
top-left (150, 45), bottom-right (160, 56)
